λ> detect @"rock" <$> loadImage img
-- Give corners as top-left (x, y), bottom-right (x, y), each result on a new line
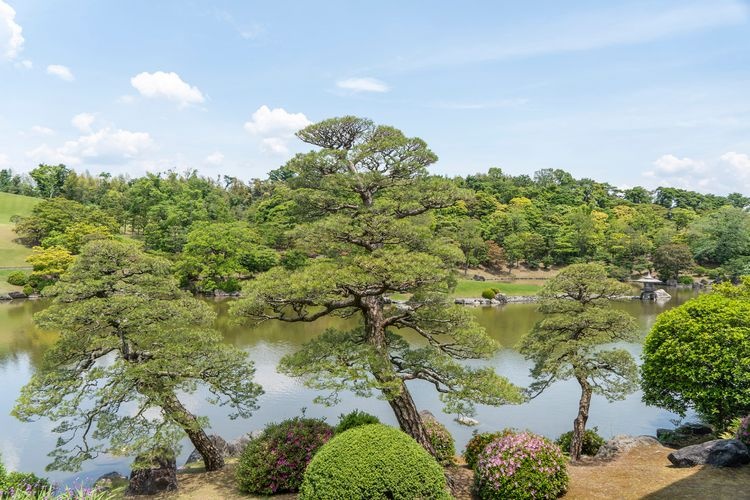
top-left (594, 435), bottom-right (661, 460)
top-left (93, 471), bottom-right (128, 491)
top-left (127, 451), bottom-right (178, 496)
top-left (653, 288), bottom-right (671, 301)
top-left (419, 409), bottom-right (437, 421)
top-left (666, 279), bottom-right (678, 287)
top-left (668, 439), bottom-right (750, 468)
top-left (472, 274), bottom-right (486, 281)
top-left (7, 291), bottom-right (27, 299)
top-left (0, 294), bottom-right (10, 301)
top-left (455, 416), bottom-right (479, 426)
top-left (493, 293), bottom-right (508, 304)
top-left (184, 434), bottom-right (231, 465)
top-left (228, 433), bottom-right (256, 456)
top-left (657, 423), bottom-right (714, 448)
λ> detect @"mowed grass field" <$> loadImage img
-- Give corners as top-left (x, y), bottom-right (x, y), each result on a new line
top-left (0, 192), bottom-right (39, 292)
top-left (452, 279), bottom-right (541, 297)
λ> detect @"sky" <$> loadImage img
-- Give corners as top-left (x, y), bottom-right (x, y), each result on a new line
top-left (1, 0), bottom-right (749, 193)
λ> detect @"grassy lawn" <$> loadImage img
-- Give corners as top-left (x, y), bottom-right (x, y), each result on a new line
top-left (0, 224), bottom-right (32, 268)
top-left (0, 192), bottom-right (39, 223)
top-left (0, 269), bottom-right (24, 293)
top-left (452, 279), bottom-right (541, 297)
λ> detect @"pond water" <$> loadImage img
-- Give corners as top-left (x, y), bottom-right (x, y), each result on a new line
top-left (0, 289), bottom-right (697, 484)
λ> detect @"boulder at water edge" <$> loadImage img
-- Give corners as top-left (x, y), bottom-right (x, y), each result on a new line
top-left (668, 439), bottom-right (750, 468)
top-left (184, 434), bottom-right (232, 466)
top-left (595, 435), bottom-right (661, 460)
top-left (126, 452), bottom-right (178, 495)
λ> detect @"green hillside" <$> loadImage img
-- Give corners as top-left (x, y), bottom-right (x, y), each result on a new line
top-left (0, 193), bottom-right (39, 290)
top-left (0, 192), bottom-right (40, 223)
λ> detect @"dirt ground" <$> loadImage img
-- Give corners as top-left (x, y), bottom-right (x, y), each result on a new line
top-left (139, 442), bottom-right (750, 499)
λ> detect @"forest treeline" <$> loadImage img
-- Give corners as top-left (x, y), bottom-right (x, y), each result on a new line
top-left (3, 162), bottom-right (750, 293)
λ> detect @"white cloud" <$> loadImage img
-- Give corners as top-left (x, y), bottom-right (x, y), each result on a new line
top-left (30, 125), bottom-right (54, 136)
top-left (130, 71), bottom-right (205, 107)
top-left (27, 126), bottom-right (153, 166)
top-left (0, 0), bottom-right (23, 60)
top-left (644, 151), bottom-right (750, 194)
top-left (71, 112), bottom-right (95, 132)
top-left (650, 154), bottom-right (704, 175)
top-left (336, 77), bottom-right (390, 93)
top-left (46, 64), bottom-right (74, 81)
top-left (244, 105), bottom-right (311, 156)
top-left (205, 151), bottom-right (224, 165)
top-left (14, 58), bottom-right (31, 69)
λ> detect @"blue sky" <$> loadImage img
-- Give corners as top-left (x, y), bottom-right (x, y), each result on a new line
top-left (1, 0), bottom-right (749, 193)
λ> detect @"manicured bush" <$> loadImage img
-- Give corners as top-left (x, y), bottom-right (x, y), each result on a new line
top-left (464, 429), bottom-right (516, 470)
top-left (236, 417), bottom-right (334, 495)
top-left (300, 424), bottom-right (451, 500)
top-left (335, 410), bottom-right (380, 434)
top-left (422, 415), bottom-right (455, 465)
top-left (737, 416), bottom-right (750, 447)
top-left (555, 427), bottom-right (605, 456)
top-left (482, 288), bottom-right (496, 299)
top-left (678, 276), bottom-right (694, 285)
top-left (22, 285), bottom-right (33, 296)
top-left (5, 272), bottom-right (28, 287)
top-left (475, 431), bottom-right (568, 500)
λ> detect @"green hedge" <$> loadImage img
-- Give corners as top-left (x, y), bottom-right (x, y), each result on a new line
top-left (300, 424), bottom-right (451, 499)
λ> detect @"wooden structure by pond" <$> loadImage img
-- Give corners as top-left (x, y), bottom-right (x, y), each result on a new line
top-left (635, 273), bottom-right (671, 301)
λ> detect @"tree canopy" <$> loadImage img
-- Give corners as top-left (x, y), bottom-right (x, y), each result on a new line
top-left (231, 116), bottom-right (522, 455)
top-left (13, 239), bottom-right (262, 471)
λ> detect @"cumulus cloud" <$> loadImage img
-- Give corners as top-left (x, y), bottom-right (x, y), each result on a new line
top-left (0, 0), bottom-right (23, 60)
top-left (46, 64), bottom-right (74, 81)
top-left (71, 112), bottom-right (95, 132)
top-left (244, 105), bottom-right (311, 155)
top-left (644, 152), bottom-right (750, 193)
top-left (336, 77), bottom-right (390, 93)
top-left (30, 125), bottom-right (54, 135)
top-left (27, 126), bottom-right (153, 166)
top-left (204, 151), bottom-right (224, 165)
top-left (130, 71), bottom-right (205, 107)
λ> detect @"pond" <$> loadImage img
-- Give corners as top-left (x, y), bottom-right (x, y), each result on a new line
top-left (0, 289), bottom-right (697, 484)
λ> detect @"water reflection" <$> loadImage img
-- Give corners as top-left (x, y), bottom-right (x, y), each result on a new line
top-left (0, 289), bottom-right (699, 482)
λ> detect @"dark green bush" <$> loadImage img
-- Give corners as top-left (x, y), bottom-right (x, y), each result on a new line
top-left (481, 288), bottom-right (496, 299)
top-left (422, 415), bottom-right (455, 465)
top-left (22, 285), bottom-right (34, 296)
top-left (218, 278), bottom-right (241, 293)
top-left (6, 271), bottom-right (28, 287)
top-left (555, 427), bottom-right (605, 456)
top-left (678, 275), bottom-right (694, 285)
top-left (335, 410), bottom-right (380, 434)
top-left (300, 424), bottom-right (451, 499)
top-left (236, 417), bottom-right (334, 495)
top-left (464, 429), bottom-right (516, 470)
top-left (476, 432), bottom-right (568, 500)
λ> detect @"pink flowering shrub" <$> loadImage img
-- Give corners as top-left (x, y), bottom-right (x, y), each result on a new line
top-left (737, 416), bottom-right (750, 447)
top-left (475, 432), bottom-right (568, 500)
top-left (236, 417), bottom-right (334, 495)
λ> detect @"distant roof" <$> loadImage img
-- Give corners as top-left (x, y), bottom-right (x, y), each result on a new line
top-left (634, 273), bottom-right (662, 284)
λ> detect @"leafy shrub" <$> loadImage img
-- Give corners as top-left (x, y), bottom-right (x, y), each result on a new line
top-left (218, 278), bottom-right (241, 293)
top-left (335, 410), bottom-right (379, 434)
top-left (693, 266), bottom-right (709, 276)
top-left (22, 285), bottom-right (33, 296)
top-left (737, 416), bottom-right (750, 447)
top-left (678, 276), bottom-right (694, 285)
top-left (475, 431), bottom-right (568, 500)
top-left (482, 288), bottom-right (496, 299)
top-left (555, 427), bottom-right (605, 456)
top-left (300, 424), bottom-right (451, 499)
top-left (0, 471), bottom-right (51, 498)
top-left (422, 415), bottom-right (455, 465)
top-left (6, 272), bottom-right (28, 287)
top-left (464, 429), bottom-right (516, 470)
top-left (236, 417), bottom-right (334, 495)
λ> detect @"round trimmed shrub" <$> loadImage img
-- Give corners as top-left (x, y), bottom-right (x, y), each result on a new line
top-left (464, 429), bottom-right (516, 470)
top-left (6, 271), bottom-right (28, 287)
top-left (476, 432), bottom-right (568, 500)
top-left (422, 415), bottom-right (455, 465)
top-left (300, 424), bottom-right (451, 500)
top-left (482, 288), bottom-right (496, 299)
top-left (555, 427), bottom-right (605, 456)
top-left (335, 410), bottom-right (380, 434)
top-left (236, 417), bottom-right (333, 495)
top-left (737, 416), bottom-right (750, 447)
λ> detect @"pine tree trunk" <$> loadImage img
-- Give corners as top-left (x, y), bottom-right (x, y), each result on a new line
top-left (571, 374), bottom-right (592, 461)
top-left (161, 393), bottom-right (225, 471)
top-left (361, 296), bottom-right (436, 457)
